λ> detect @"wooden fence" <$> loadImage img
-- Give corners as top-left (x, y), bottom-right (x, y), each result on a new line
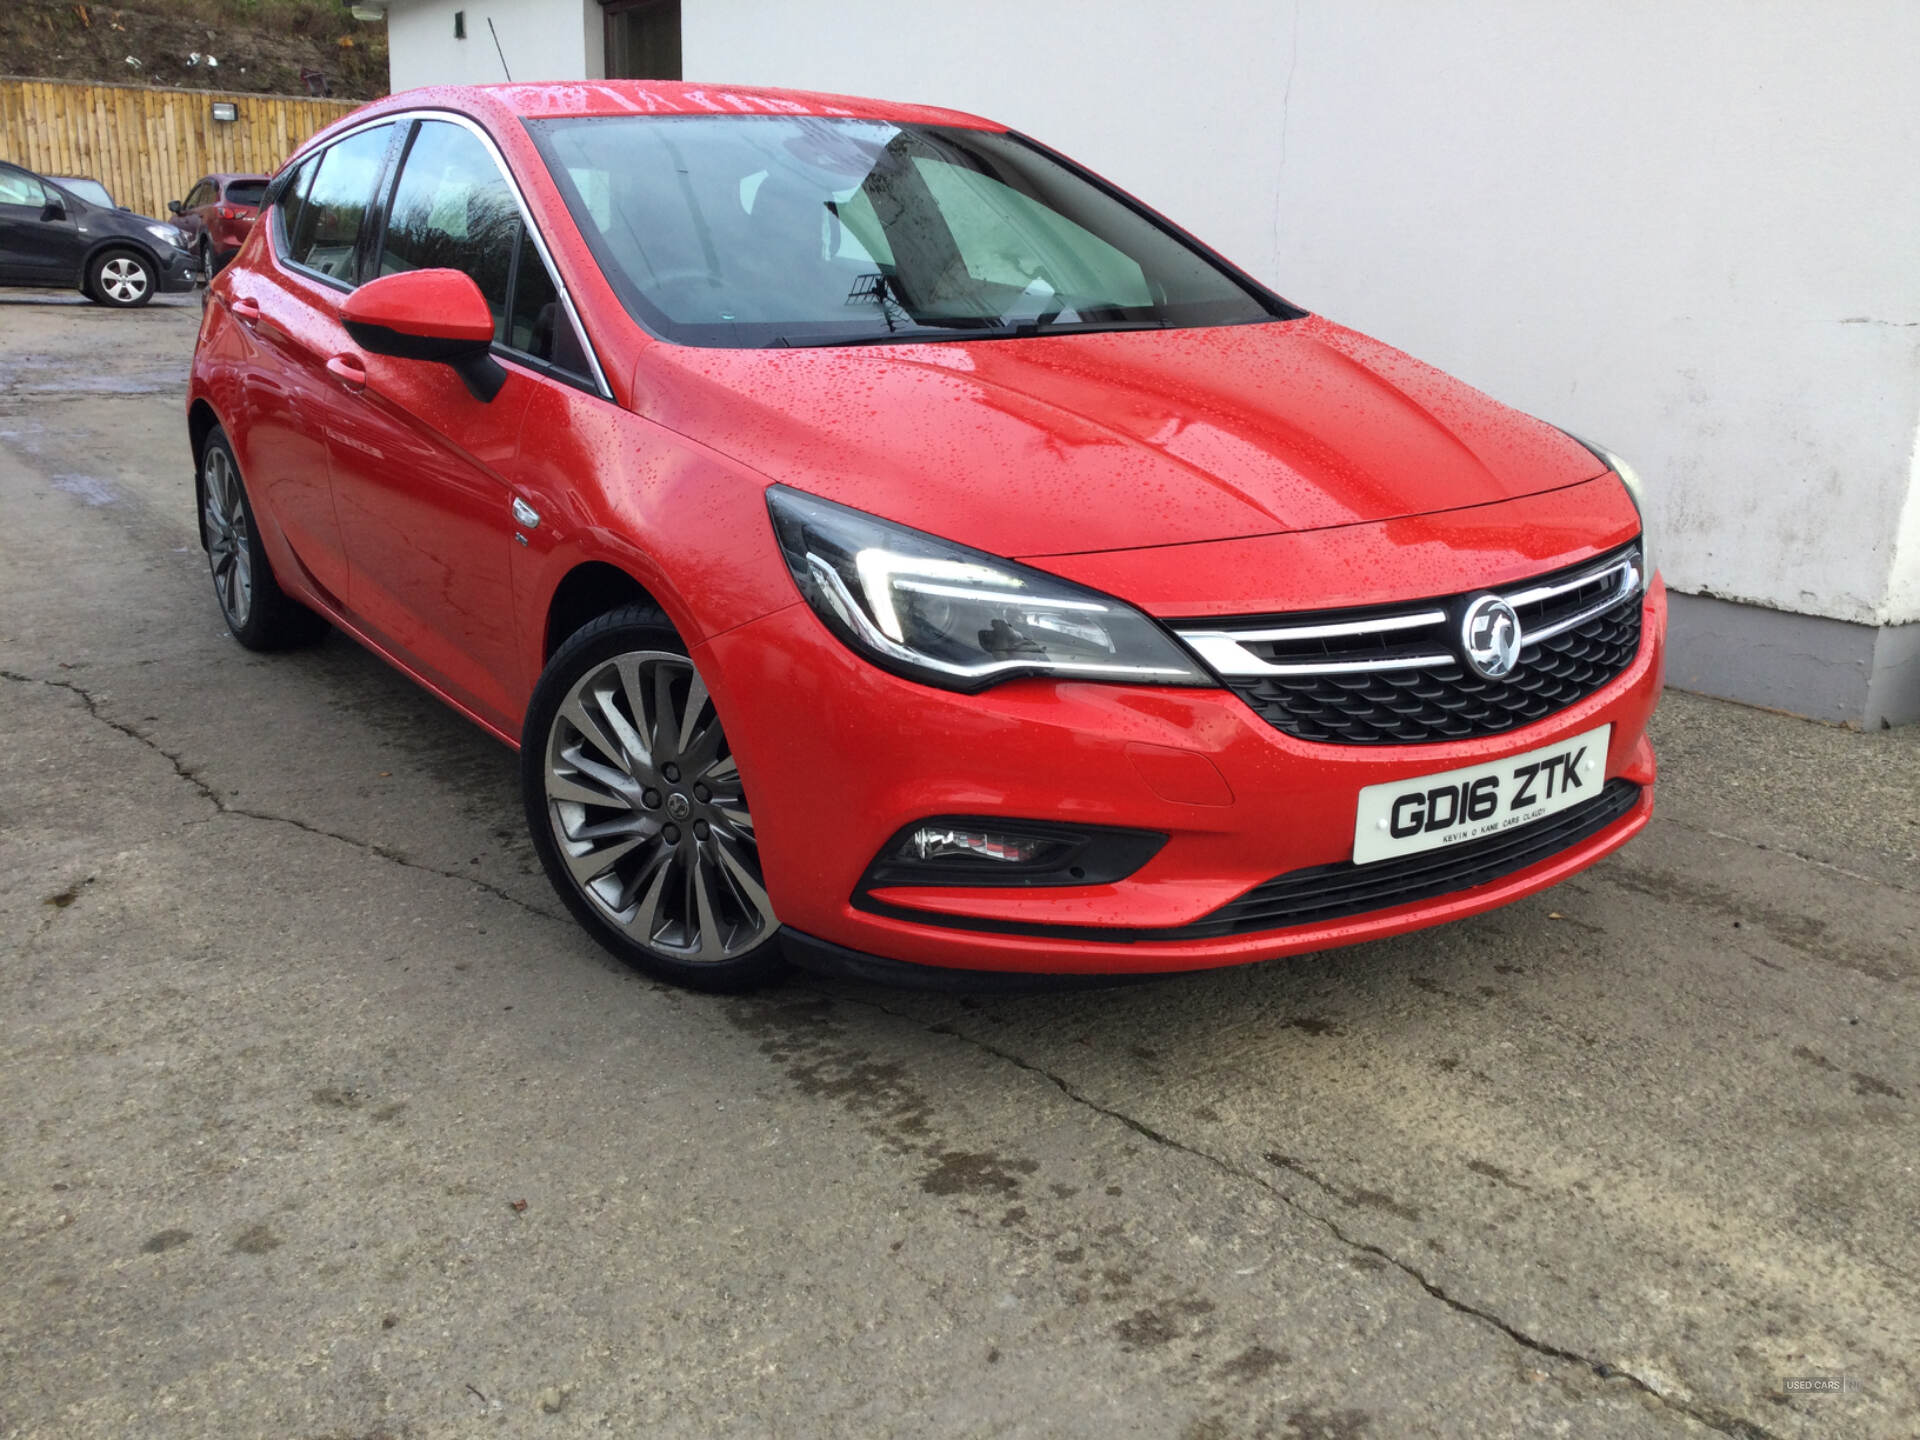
top-left (0, 77), bottom-right (358, 221)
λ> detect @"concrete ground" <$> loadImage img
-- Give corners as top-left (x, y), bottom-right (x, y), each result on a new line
top-left (1, 291), bottom-right (1916, 1440)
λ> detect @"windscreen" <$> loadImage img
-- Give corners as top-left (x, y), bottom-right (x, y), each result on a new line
top-left (54, 177), bottom-right (114, 208)
top-left (526, 115), bottom-right (1283, 348)
top-left (225, 181), bottom-right (268, 207)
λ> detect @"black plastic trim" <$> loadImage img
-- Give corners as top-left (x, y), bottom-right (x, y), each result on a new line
top-left (778, 927), bottom-right (1159, 991)
top-left (853, 780), bottom-right (1642, 943)
top-left (342, 318), bottom-right (509, 402)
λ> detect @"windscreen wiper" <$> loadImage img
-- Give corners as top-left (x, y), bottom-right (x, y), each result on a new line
top-left (1007, 316), bottom-right (1173, 338)
top-left (774, 321), bottom-right (1006, 349)
top-left (773, 317), bottom-right (1176, 349)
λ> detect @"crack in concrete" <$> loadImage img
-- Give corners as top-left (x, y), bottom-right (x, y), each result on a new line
top-left (3, 667), bottom-right (560, 924)
top-left (1661, 815), bottom-right (1915, 896)
top-left (0, 665), bottom-right (1809, 1437)
top-left (813, 984), bottom-right (1784, 1440)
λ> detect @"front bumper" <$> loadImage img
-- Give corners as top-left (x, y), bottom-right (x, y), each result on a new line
top-left (157, 248), bottom-right (200, 293)
top-left (697, 571), bottom-right (1667, 978)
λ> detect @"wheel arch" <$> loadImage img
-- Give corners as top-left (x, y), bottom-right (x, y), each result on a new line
top-left (186, 398), bottom-right (224, 551)
top-left (75, 236), bottom-right (163, 289)
top-left (542, 560), bottom-right (668, 661)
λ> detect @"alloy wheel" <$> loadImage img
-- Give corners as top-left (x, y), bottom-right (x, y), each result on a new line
top-left (99, 255), bottom-right (149, 304)
top-left (202, 446), bottom-right (252, 628)
top-left (543, 650), bottom-right (773, 963)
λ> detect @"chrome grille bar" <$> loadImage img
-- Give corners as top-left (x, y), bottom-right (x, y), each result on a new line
top-left (1516, 553), bottom-right (1642, 644)
top-left (1191, 608), bottom-right (1449, 646)
top-left (1177, 638), bottom-right (1453, 677)
top-left (1175, 545), bottom-right (1642, 678)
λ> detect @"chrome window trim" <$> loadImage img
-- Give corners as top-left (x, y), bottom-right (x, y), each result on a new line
top-left (1176, 547), bottom-right (1641, 679)
top-left (273, 107), bottom-right (613, 401)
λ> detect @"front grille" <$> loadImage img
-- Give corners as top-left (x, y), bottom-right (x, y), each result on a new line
top-left (1188, 778), bottom-right (1641, 937)
top-left (855, 779), bottom-right (1643, 942)
top-left (1227, 604), bottom-right (1642, 744)
top-left (1175, 544), bottom-right (1645, 745)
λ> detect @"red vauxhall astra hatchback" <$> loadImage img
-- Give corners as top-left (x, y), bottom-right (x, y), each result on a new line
top-left (187, 81), bottom-right (1664, 990)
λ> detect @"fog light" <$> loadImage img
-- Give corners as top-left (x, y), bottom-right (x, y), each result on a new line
top-left (857, 815), bottom-right (1168, 893)
top-left (906, 826), bottom-right (1060, 865)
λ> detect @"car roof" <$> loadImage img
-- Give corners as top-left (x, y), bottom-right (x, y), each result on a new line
top-left (203, 173), bottom-right (270, 184)
top-left (310, 79), bottom-right (1000, 142)
top-left (488, 79), bottom-right (998, 127)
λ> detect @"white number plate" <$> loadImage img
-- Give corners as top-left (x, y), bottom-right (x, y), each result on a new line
top-left (1351, 724), bottom-right (1612, 865)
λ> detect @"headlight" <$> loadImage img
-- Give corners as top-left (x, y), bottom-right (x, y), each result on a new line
top-left (1562, 431), bottom-right (1653, 589)
top-left (767, 486), bottom-right (1213, 692)
top-left (145, 223), bottom-right (186, 250)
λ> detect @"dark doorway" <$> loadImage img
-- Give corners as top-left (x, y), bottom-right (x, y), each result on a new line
top-left (604, 0), bottom-right (682, 80)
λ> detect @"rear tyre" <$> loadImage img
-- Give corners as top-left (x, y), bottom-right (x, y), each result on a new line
top-left (522, 605), bottom-right (784, 992)
top-left (199, 427), bottom-right (328, 650)
top-left (197, 238), bottom-right (213, 286)
top-left (87, 248), bottom-right (155, 308)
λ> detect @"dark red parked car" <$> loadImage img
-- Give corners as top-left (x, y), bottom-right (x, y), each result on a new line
top-left (170, 172), bottom-right (269, 275)
top-left (186, 82), bottom-right (1663, 991)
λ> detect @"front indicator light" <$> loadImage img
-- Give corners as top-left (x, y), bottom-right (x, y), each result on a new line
top-left (768, 485), bottom-right (1212, 693)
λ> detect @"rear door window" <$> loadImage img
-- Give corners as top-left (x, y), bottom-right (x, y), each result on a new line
top-left (285, 122), bottom-right (396, 285)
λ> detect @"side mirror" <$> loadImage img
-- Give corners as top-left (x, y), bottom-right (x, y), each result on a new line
top-left (340, 268), bottom-right (506, 403)
top-left (40, 198), bottom-right (66, 223)
top-left (168, 200), bottom-right (184, 215)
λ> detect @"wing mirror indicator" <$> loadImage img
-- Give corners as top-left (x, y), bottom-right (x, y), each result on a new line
top-left (339, 268), bottom-right (507, 403)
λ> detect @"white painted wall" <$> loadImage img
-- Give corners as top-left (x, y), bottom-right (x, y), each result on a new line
top-left (376, 1), bottom-right (1920, 626)
top-left (386, 0), bottom-right (602, 91)
top-left (680, 0), bottom-right (1920, 627)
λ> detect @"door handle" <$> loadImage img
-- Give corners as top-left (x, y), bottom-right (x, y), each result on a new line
top-left (326, 353), bottom-right (367, 392)
top-left (229, 296), bottom-right (261, 322)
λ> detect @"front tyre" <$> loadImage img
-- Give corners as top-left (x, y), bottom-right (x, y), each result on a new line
top-left (88, 248), bottom-right (155, 307)
top-left (523, 606), bottom-right (783, 992)
top-left (199, 427), bottom-right (328, 650)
